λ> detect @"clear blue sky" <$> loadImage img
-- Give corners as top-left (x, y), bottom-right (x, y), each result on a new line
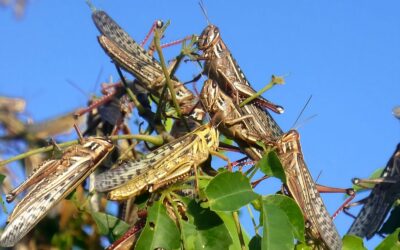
top-left (1, 1), bottom-right (400, 248)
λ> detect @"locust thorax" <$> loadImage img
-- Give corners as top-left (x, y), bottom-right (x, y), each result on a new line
top-left (276, 130), bottom-right (302, 155)
top-left (199, 79), bottom-right (219, 114)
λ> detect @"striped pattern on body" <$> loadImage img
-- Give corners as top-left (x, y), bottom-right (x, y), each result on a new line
top-left (0, 138), bottom-right (114, 247)
top-left (92, 10), bottom-right (201, 118)
top-left (347, 143), bottom-right (400, 239)
top-left (95, 124), bottom-right (219, 200)
top-left (276, 130), bottom-right (341, 250)
top-left (197, 24), bottom-right (284, 115)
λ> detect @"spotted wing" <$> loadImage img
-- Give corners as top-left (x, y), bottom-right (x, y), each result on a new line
top-left (0, 156), bottom-right (93, 247)
top-left (95, 133), bottom-right (198, 192)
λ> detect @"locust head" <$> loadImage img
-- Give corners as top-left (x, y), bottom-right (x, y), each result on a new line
top-left (197, 25), bottom-right (220, 50)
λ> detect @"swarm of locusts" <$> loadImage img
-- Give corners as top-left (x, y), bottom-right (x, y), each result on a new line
top-left (1, 3), bottom-right (399, 250)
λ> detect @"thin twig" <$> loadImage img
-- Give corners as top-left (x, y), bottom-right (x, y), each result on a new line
top-left (246, 204), bottom-right (259, 236)
top-left (233, 211), bottom-right (246, 250)
top-left (166, 193), bottom-right (187, 248)
top-left (239, 75), bottom-right (284, 107)
top-left (153, 29), bottom-right (189, 130)
top-left (0, 134), bottom-right (163, 166)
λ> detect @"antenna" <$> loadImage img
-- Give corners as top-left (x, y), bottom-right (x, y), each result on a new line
top-left (66, 67), bottom-right (103, 99)
top-left (292, 114), bottom-right (318, 131)
top-left (66, 79), bottom-right (89, 98)
top-left (315, 170), bottom-right (322, 183)
top-left (291, 95), bottom-right (314, 129)
top-left (198, 0), bottom-right (211, 25)
top-left (92, 66), bottom-right (104, 93)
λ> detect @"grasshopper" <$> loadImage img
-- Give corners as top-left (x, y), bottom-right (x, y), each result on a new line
top-left (0, 137), bottom-right (114, 247)
top-left (92, 9), bottom-right (203, 121)
top-left (347, 143), bottom-right (400, 239)
top-left (200, 79), bottom-right (282, 161)
top-left (95, 123), bottom-right (221, 200)
top-left (200, 79), bottom-right (266, 160)
top-left (272, 130), bottom-right (341, 250)
top-left (197, 24), bottom-right (284, 115)
top-left (201, 79), bottom-right (345, 248)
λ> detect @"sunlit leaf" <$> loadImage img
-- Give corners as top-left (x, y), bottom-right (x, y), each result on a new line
top-left (376, 228), bottom-right (400, 250)
top-left (257, 151), bottom-right (286, 183)
top-left (221, 134), bottom-right (234, 146)
top-left (135, 201), bottom-right (180, 250)
top-left (216, 211), bottom-right (250, 250)
top-left (261, 200), bottom-right (294, 250)
top-left (205, 172), bottom-right (259, 211)
top-left (342, 235), bottom-right (366, 250)
top-left (165, 117), bottom-right (173, 132)
top-left (294, 242), bottom-right (312, 250)
top-left (262, 195), bottom-right (304, 242)
top-left (0, 174), bottom-right (7, 213)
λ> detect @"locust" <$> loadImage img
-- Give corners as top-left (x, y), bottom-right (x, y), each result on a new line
top-left (91, 9), bottom-right (203, 120)
top-left (200, 79), bottom-right (344, 247)
top-left (196, 24), bottom-right (284, 115)
top-left (0, 137), bottom-right (114, 247)
top-left (195, 23), bottom-right (285, 142)
top-left (95, 122), bottom-right (221, 201)
top-left (347, 143), bottom-right (400, 239)
top-left (200, 79), bottom-right (265, 160)
top-left (200, 79), bottom-right (282, 161)
top-left (272, 130), bottom-right (342, 250)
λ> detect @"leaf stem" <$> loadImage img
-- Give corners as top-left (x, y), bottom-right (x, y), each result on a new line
top-left (233, 211), bottom-right (247, 250)
top-left (246, 204), bottom-right (259, 236)
top-left (0, 134), bottom-right (163, 167)
top-left (153, 28), bottom-right (189, 130)
top-left (165, 193), bottom-right (187, 248)
top-left (239, 75), bottom-right (284, 107)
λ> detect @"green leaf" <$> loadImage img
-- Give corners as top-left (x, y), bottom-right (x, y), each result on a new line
top-left (249, 235), bottom-right (261, 250)
top-left (257, 151), bottom-right (286, 183)
top-left (255, 141), bottom-right (267, 152)
top-left (135, 201), bottom-right (180, 250)
top-left (261, 198), bottom-right (295, 250)
top-left (262, 195), bottom-right (305, 242)
top-left (0, 174), bottom-right (6, 184)
top-left (0, 174), bottom-right (7, 213)
top-left (342, 235), bottom-right (366, 250)
top-left (180, 200), bottom-right (233, 250)
top-left (205, 172), bottom-right (259, 212)
top-left (221, 134), bottom-right (234, 146)
top-left (91, 211), bottom-right (130, 239)
top-left (251, 198), bottom-right (262, 212)
top-left (165, 117), bottom-right (173, 132)
top-left (294, 242), bottom-right (312, 250)
top-left (216, 211), bottom-right (250, 250)
top-left (376, 228), bottom-right (400, 250)
top-left (379, 204), bottom-right (400, 234)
